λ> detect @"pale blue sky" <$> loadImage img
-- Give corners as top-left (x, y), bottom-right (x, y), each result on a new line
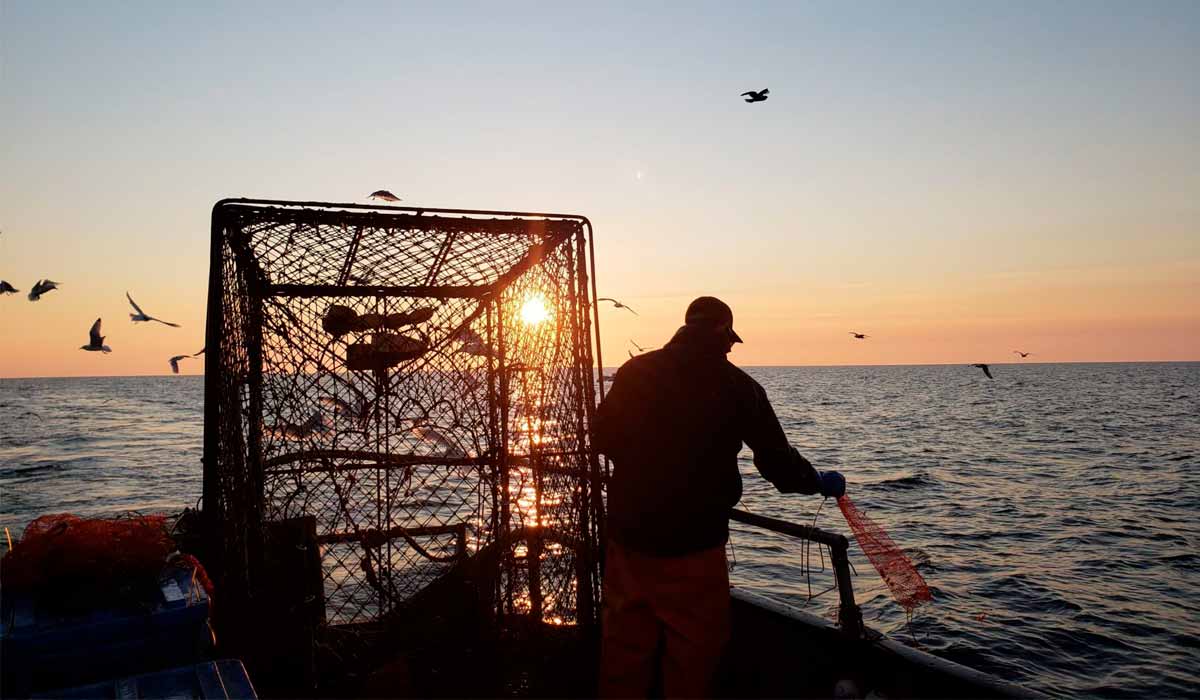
top-left (2, 1), bottom-right (1197, 375)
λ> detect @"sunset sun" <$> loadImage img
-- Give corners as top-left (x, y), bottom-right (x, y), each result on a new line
top-left (519, 296), bottom-right (551, 326)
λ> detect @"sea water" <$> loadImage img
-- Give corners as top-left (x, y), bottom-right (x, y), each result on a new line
top-left (2, 363), bottom-right (1197, 696)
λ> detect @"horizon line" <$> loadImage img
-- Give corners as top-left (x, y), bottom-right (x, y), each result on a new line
top-left (3, 359), bottom-right (1197, 381)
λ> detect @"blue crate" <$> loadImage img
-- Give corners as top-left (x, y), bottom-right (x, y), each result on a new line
top-left (36, 659), bottom-right (256, 699)
top-left (1, 565), bottom-right (212, 692)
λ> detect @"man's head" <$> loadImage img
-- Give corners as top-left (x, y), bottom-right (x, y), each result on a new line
top-left (684, 296), bottom-right (743, 349)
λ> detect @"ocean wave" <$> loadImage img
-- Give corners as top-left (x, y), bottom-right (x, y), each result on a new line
top-left (0, 462), bottom-right (66, 477)
top-left (865, 472), bottom-right (938, 489)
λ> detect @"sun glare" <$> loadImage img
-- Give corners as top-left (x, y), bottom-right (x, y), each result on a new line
top-left (520, 296), bottom-right (551, 326)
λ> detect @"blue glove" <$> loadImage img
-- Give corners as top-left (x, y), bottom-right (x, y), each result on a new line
top-left (818, 471), bottom-right (846, 499)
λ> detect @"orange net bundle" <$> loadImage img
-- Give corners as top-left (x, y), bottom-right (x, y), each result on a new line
top-left (1, 513), bottom-right (174, 592)
top-left (837, 496), bottom-right (932, 612)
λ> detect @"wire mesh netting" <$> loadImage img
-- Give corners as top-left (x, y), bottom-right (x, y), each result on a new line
top-left (203, 201), bottom-right (605, 639)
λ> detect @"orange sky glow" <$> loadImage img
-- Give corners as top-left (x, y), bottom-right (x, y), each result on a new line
top-left (1, 3), bottom-right (1197, 377)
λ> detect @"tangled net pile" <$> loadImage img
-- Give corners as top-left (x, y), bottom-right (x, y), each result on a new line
top-left (1, 514), bottom-right (173, 592)
top-left (837, 496), bottom-right (932, 612)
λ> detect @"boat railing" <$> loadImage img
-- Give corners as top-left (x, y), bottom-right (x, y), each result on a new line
top-left (729, 508), bottom-right (864, 638)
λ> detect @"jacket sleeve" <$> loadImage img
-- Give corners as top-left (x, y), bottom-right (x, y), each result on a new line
top-left (740, 377), bottom-right (820, 495)
top-left (594, 365), bottom-right (633, 459)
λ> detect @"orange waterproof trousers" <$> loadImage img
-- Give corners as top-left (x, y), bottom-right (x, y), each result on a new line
top-left (599, 539), bottom-right (731, 699)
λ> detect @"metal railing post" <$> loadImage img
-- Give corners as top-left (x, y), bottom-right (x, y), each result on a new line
top-left (729, 508), bottom-right (863, 638)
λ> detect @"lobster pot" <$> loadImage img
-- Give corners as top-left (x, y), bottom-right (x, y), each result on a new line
top-left (202, 200), bottom-right (605, 634)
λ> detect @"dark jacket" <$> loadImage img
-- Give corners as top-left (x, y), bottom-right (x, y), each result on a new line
top-left (594, 325), bottom-right (819, 556)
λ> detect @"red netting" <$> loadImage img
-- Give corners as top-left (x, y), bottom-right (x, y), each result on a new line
top-left (171, 553), bottom-right (216, 601)
top-left (0, 513), bottom-right (174, 591)
top-left (837, 496), bottom-right (932, 612)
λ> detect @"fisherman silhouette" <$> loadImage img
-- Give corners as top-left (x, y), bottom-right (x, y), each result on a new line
top-left (595, 296), bottom-right (843, 698)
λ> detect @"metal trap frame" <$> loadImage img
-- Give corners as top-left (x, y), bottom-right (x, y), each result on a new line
top-left (201, 199), bottom-right (607, 662)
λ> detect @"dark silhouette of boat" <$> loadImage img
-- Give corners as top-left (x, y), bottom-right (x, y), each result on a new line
top-left (211, 509), bottom-right (1040, 698)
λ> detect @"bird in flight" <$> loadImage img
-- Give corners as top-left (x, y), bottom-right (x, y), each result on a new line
top-left (1013, 350), bottom-right (1032, 358)
top-left (970, 363), bottom-right (993, 379)
top-left (447, 326), bottom-right (495, 358)
top-left (741, 88), bottom-right (769, 103)
top-left (348, 264), bottom-right (377, 285)
top-left (168, 355), bottom-right (190, 374)
top-left (320, 392), bottom-right (372, 429)
top-left (0, 281), bottom-right (17, 295)
top-left (394, 406), bottom-right (469, 457)
top-left (598, 297), bottom-right (638, 315)
top-left (447, 326), bottom-right (484, 345)
top-left (460, 337), bottom-right (495, 358)
top-left (80, 318), bottom-right (112, 353)
top-left (266, 412), bottom-right (332, 441)
top-left (127, 292), bottom-right (181, 327)
top-left (629, 340), bottom-right (651, 353)
top-left (28, 279), bottom-right (60, 301)
top-left (411, 424), bottom-right (469, 458)
top-left (368, 190), bottom-right (401, 202)
top-left (194, 347), bottom-right (206, 356)
top-left (849, 332), bottom-right (868, 340)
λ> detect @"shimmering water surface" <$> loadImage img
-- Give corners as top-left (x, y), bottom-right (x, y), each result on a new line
top-left (2, 364), bottom-right (1198, 697)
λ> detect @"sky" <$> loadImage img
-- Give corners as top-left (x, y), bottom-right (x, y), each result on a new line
top-left (1, 1), bottom-right (1197, 377)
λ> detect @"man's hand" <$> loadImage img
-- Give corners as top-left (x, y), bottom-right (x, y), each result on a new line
top-left (818, 471), bottom-right (846, 499)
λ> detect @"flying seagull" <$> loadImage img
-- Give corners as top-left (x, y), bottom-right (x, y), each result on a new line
top-left (127, 292), bottom-right (180, 327)
top-left (348, 264), bottom-right (377, 285)
top-left (395, 409), bottom-right (470, 458)
top-left (266, 412), bottom-right (332, 441)
top-left (80, 318), bottom-right (112, 353)
top-left (194, 347), bottom-right (206, 356)
top-left (970, 363), bottom-right (993, 379)
top-left (28, 279), bottom-right (60, 301)
top-left (411, 424), bottom-right (469, 458)
top-left (849, 332), bottom-right (868, 340)
top-left (368, 190), bottom-right (401, 202)
top-left (598, 297), bottom-right (638, 315)
top-left (1013, 350), bottom-right (1032, 358)
top-left (741, 88), bottom-right (769, 103)
top-left (320, 393), bottom-right (372, 429)
top-left (460, 337), bottom-right (495, 358)
top-left (0, 281), bottom-right (17, 295)
top-left (449, 326), bottom-right (496, 358)
top-left (630, 340), bottom-right (651, 352)
top-left (168, 355), bottom-right (190, 374)
top-left (448, 326), bottom-right (485, 345)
